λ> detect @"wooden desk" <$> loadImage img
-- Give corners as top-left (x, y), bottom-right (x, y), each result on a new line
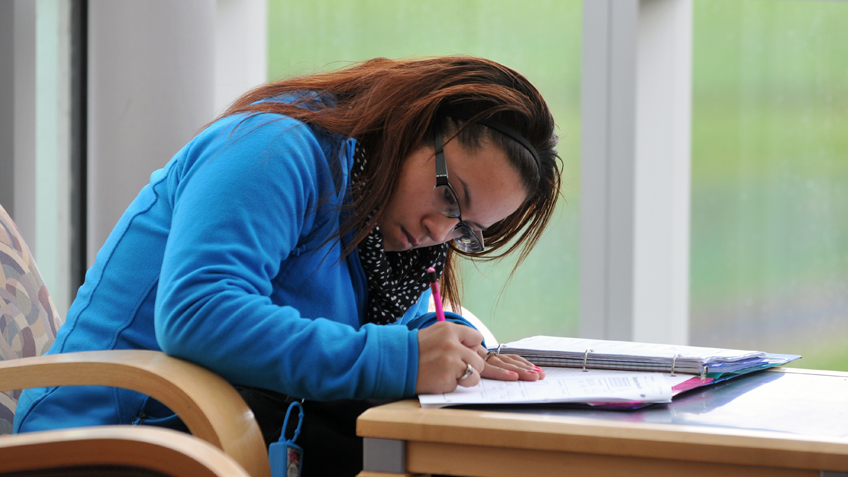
top-left (357, 368), bottom-right (848, 477)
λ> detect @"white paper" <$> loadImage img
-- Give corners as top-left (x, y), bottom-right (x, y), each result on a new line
top-left (418, 367), bottom-right (674, 409)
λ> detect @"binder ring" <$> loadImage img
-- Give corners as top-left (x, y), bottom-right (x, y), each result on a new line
top-left (496, 344), bottom-right (504, 355)
top-left (582, 348), bottom-right (593, 372)
top-left (670, 353), bottom-right (679, 376)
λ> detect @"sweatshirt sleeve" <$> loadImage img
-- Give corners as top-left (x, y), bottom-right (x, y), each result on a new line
top-left (154, 114), bottom-right (418, 400)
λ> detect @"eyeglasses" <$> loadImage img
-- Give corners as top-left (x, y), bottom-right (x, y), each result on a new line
top-left (433, 132), bottom-right (485, 253)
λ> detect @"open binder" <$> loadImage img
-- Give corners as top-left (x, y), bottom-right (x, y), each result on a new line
top-left (497, 336), bottom-right (798, 377)
top-left (419, 336), bottom-right (800, 410)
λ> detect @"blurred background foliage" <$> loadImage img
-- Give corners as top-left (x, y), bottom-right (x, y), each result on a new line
top-left (267, 0), bottom-right (847, 370)
top-left (690, 0), bottom-right (848, 371)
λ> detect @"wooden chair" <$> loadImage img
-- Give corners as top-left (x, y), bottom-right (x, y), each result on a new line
top-left (0, 203), bottom-right (269, 477)
top-left (0, 425), bottom-right (252, 477)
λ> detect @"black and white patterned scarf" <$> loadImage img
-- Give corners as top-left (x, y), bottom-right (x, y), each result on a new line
top-left (351, 143), bottom-right (448, 325)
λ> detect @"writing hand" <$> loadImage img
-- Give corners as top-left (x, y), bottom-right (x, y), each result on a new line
top-left (416, 322), bottom-right (486, 394)
top-left (475, 345), bottom-right (545, 381)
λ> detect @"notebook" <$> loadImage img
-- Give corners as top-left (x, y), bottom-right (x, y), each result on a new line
top-left (498, 336), bottom-right (774, 375)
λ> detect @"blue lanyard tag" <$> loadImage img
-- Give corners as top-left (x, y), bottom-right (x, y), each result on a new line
top-left (270, 401), bottom-right (304, 477)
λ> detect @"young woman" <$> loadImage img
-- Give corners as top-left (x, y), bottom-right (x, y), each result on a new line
top-left (15, 56), bottom-right (562, 475)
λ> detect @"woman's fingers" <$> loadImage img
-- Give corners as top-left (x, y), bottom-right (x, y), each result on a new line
top-left (482, 356), bottom-right (544, 381)
top-left (416, 322), bottom-right (485, 394)
top-left (476, 346), bottom-right (545, 381)
top-left (415, 327), bottom-right (546, 395)
top-left (499, 354), bottom-right (545, 376)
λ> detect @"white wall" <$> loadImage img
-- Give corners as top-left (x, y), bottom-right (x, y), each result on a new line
top-left (35, 0), bottom-right (73, 315)
top-left (1, 0), bottom-right (267, 317)
top-left (580, 0), bottom-right (692, 345)
top-left (86, 0), bottom-right (216, 264)
top-left (0, 0), bottom-right (37, 245)
top-left (86, 0), bottom-right (268, 265)
top-left (215, 0), bottom-right (268, 115)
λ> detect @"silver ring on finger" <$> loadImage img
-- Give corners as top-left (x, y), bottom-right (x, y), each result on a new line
top-left (458, 363), bottom-right (474, 381)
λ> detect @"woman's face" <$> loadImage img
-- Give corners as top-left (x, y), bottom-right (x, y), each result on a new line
top-left (378, 136), bottom-right (527, 252)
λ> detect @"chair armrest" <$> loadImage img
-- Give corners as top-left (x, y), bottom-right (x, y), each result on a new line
top-left (0, 425), bottom-right (252, 477)
top-left (0, 350), bottom-right (269, 477)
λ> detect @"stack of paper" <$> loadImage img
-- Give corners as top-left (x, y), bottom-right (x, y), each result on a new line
top-left (500, 336), bottom-right (768, 375)
top-left (419, 368), bottom-right (678, 409)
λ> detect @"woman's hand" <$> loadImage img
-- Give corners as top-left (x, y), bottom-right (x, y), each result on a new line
top-left (416, 322), bottom-right (487, 395)
top-left (475, 345), bottom-right (545, 382)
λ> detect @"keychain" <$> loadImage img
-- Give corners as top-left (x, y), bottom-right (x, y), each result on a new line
top-left (270, 401), bottom-right (304, 477)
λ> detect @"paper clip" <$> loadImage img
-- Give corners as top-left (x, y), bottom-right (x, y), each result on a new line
top-left (670, 353), bottom-right (679, 377)
top-left (582, 348), bottom-right (593, 372)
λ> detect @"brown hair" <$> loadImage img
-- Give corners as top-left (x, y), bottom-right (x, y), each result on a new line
top-left (220, 56), bottom-right (561, 311)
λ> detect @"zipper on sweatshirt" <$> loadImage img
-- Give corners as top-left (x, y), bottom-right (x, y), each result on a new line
top-left (131, 413), bottom-right (147, 426)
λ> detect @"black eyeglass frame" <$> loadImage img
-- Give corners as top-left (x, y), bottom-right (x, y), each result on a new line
top-left (433, 132), bottom-right (485, 253)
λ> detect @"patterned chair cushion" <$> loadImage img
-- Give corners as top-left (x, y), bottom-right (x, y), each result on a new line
top-left (0, 203), bottom-right (63, 434)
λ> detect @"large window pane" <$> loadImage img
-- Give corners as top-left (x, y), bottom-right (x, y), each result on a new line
top-left (691, 0), bottom-right (848, 370)
top-left (268, 0), bottom-right (582, 342)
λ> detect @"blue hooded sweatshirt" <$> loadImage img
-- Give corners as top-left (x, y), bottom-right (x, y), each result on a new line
top-left (14, 111), bottom-right (450, 432)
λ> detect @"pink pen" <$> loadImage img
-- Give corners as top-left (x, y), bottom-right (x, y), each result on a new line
top-left (427, 267), bottom-right (445, 322)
